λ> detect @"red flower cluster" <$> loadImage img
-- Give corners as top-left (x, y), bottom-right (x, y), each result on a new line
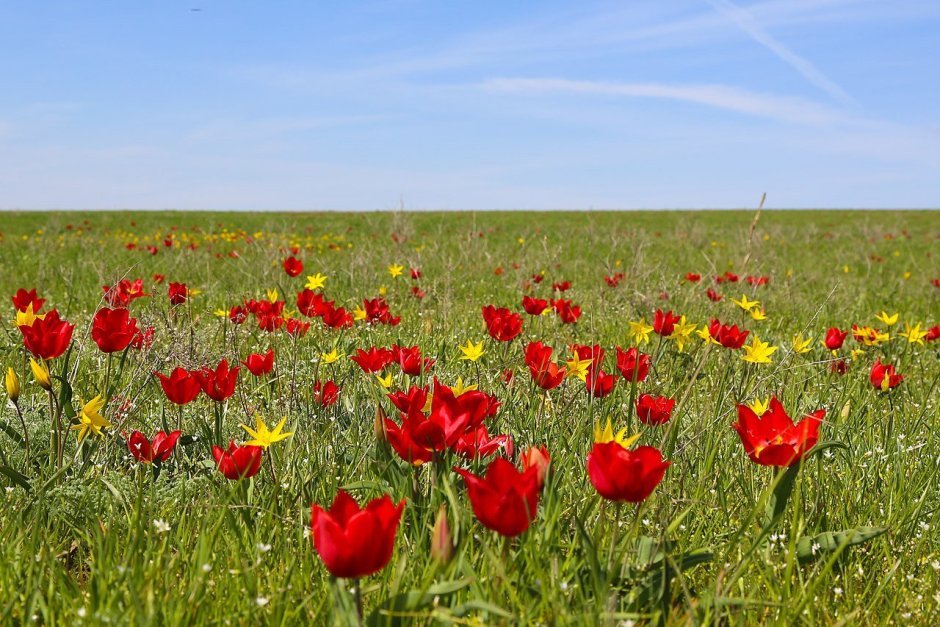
top-left (709, 319), bottom-right (749, 349)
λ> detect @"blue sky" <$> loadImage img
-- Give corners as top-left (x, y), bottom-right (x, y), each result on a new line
top-left (1, 0), bottom-right (938, 210)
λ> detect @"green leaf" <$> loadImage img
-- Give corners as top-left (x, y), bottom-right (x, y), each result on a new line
top-left (796, 527), bottom-right (888, 563)
top-left (763, 464), bottom-right (800, 530)
top-left (365, 578), bottom-right (471, 626)
top-left (0, 465), bottom-right (31, 492)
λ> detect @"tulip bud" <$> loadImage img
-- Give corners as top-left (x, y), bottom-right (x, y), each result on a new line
top-left (521, 445), bottom-right (551, 489)
top-left (5, 367), bottom-right (19, 403)
top-left (30, 358), bottom-right (52, 390)
top-left (430, 504), bottom-right (453, 564)
top-left (374, 404), bottom-right (388, 443)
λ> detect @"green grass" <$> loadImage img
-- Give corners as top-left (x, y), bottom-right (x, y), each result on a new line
top-left (0, 209), bottom-right (938, 625)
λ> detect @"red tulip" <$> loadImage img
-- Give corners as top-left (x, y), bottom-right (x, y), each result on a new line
top-left (242, 349), bottom-right (275, 376)
top-left (19, 309), bottom-right (74, 360)
top-left (102, 279), bottom-right (148, 307)
top-left (572, 344), bottom-right (604, 367)
top-left (524, 342), bottom-right (566, 390)
top-left (350, 347), bottom-right (395, 373)
top-left (297, 289), bottom-right (331, 317)
top-left (387, 385), bottom-right (428, 414)
top-left (635, 394), bottom-right (675, 425)
top-left (732, 397), bottom-right (824, 467)
top-left (212, 441), bottom-right (263, 480)
top-left (615, 347), bottom-right (650, 383)
top-left (453, 425), bottom-right (513, 460)
top-left (311, 490), bottom-right (405, 579)
top-left (168, 282), bottom-right (188, 306)
top-left (870, 359), bottom-right (903, 391)
top-left (824, 327), bottom-right (848, 350)
top-left (362, 297), bottom-right (400, 326)
top-left (198, 359), bottom-right (239, 402)
top-left (587, 442), bottom-right (669, 502)
top-left (552, 299), bottom-right (582, 324)
top-left (313, 380), bottom-right (341, 407)
top-left (685, 272), bottom-right (701, 283)
top-left (91, 307), bottom-right (139, 353)
top-left (128, 430), bottom-right (181, 464)
top-left (706, 288), bottom-right (722, 302)
top-left (481, 305), bottom-right (523, 342)
top-left (391, 345), bottom-right (434, 376)
top-left (926, 325), bottom-right (940, 342)
top-left (155, 367), bottom-right (202, 405)
top-left (652, 309), bottom-right (681, 337)
top-left (708, 319), bottom-right (749, 349)
top-left (283, 256), bottom-right (304, 277)
top-left (11, 288), bottom-right (45, 313)
top-left (285, 318), bottom-right (310, 337)
top-left (552, 280), bottom-right (571, 292)
top-left (521, 296), bottom-right (549, 316)
top-left (131, 326), bottom-right (155, 350)
top-left (229, 305), bottom-right (248, 324)
top-left (454, 457), bottom-right (542, 537)
top-left (322, 305), bottom-right (354, 329)
top-left (585, 369), bottom-right (616, 398)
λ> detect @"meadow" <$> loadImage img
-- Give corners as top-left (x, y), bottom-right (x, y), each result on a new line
top-left (0, 209), bottom-right (938, 625)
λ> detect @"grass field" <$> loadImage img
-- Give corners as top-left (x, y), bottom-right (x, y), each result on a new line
top-left (0, 209), bottom-right (938, 625)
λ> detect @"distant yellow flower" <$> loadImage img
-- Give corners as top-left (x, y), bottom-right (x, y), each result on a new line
top-left (741, 336), bottom-right (778, 364)
top-left (902, 271), bottom-right (911, 280)
top-left (352, 305), bottom-right (367, 321)
top-left (305, 273), bottom-right (327, 290)
top-left (15, 303), bottom-right (45, 327)
top-left (378, 286), bottom-right (388, 297)
top-left (628, 319), bottom-right (654, 345)
top-left (375, 372), bottom-right (394, 389)
top-left (71, 396), bottom-right (111, 442)
top-left (387, 264), bottom-right (404, 278)
top-left (853, 326), bottom-right (889, 346)
top-left (843, 265), bottom-right (850, 274)
top-left (791, 334), bottom-right (813, 354)
top-left (458, 340), bottom-right (485, 362)
top-left (749, 308), bottom-right (768, 321)
top-left (897, 322), bottom-right (927, 345)
top-left (517, 237), bottom-right (525, 245)
top-left (213, 308), bottom-right (228, 317)
top-left (320, 348), bottom-right (340, 364)
top-left (266, 288), bottom-right (279, 303)
top-left (30, 358), bottom-right (52, 390)
top-left (565, 354), bottom-right (592, 381)
top-left (593, 418), bottom-right (640, 447)
top-left (451, 377), bottom-right (477, 396)
top-left (850, 348), bottom-right (866, 360)
top-left (747, 398), bottom-right (770, 415)
top-left (732, 295), bottom-right (760, 312)
top-left (241, 416), bottom-right (292, 448)
top-left (875, 311), bottom-right (898, 327)
top-left (5, 367), bottom-right (19, 403)
top-left (668, 316), bottom-right (697, 352)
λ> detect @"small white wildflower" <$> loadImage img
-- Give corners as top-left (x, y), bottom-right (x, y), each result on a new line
top-left (256, 597), bottom-right (269, 607)
top-left (257, 542), bottom-right (272, 553)
top-left (153, 519), bottom-right (171, 534)
top-left (202, 563), bottom-right (212, 573)
top-left (77, 608), bottom-right (87, 618)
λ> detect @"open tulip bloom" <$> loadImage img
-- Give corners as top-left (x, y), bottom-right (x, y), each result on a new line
top-left (732, 397), bottom-right (824, 467)
top-left (454, 456), bottom-right (543, 537)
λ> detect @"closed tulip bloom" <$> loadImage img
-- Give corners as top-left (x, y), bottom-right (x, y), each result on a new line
top-left (454, 457), bottom-right (543, 537)
top-left (310, 490), bottom-right (405, 578)
top-left (155, 367), bottom-right (203, 405)
top-left (652, 309), bottom-right (681, 337)
top-left (521, 296), bottom-right (549, 316)
top-left (732, 397), bottom-right (824, 467)
top-left (387, 385), bottom-right (428, 414)
top-left (167, 282), bottom-right (188, 306)
top-left (870, 359), bottom-right (903, 391)
top-left (283, 256), bottom-right (304, 277)
top-left (481, 305), bottom-right (523, 342)
top-left (823, 327), bottom-right (848, 350)
top-left (587, 441), bottom-right (670, 502)
top-left (585, 368), bottom-right (617, 398)
top-left (452, 424), bottom-right (513, 460)
top-left (350, 347), bottom-right (395, 373)
top-left (313, 380), bottom-right (341, 407)
top-left (636, 394), bottom-right (676, 425)
top-left (128, 430), bottom-right (182, 464)
top-left (242, 349), bottom-right (275, 376)
top-left (521, 445), bottom-right (551, 489)
top-left (212, 441), bottom-right (263, 480)
top-left (391, 345), bottom-right (434, 376)
top-left (198, 359), bottom-right (239, 402)
top-left (11, 288), bottom-right (45, 313)
top-left (708, 319), bottom-right (750, 349)
top-left (91, 307), bottom-right (139, 353)
top-left (19, 309), bottom-right (74, 360)
top-left (615, 347), bottom-right (650, 383)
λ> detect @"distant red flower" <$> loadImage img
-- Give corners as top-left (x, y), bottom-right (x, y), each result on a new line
top-left (708, 319), bottom-right (749, 349)
top-left (296, 289), bottom-right (331, 317)
top-left (870, 359), bottom-right (903, 391)
top-left (652, 309), bottom-right (681, 337)
top-left (552, 281), bottom-right (571, 292)
top-left (168, 282), bottom-right (188, 306)
top-left (521, 296), bottom-right (549, 316)
top-left (524, 342), bottom-right (566, 390)
top-left (553, 299), bottom-right (582, 324)
top-left (926, 325), bottom-right (940, 342)
top-left (155, 367), bottom-right (202, 405)
top-left (130, 326), bottom-right (155, 350)
top-left (453, 425), bottom-right (514, 460)
top-left (387, 386), bottom-right (428, 414)
top-left (229, 305), bottom-right (248, 324)
top-left (411, 286), bottom-right (425, 299)
top-left (824, 327), bottom-right (848, 350)
top-left (19, 309), bottom-right (74, 360)
top-left (91, 307), bottom-right (139, 353)
top-left (12, 288), bottom-right (45, 313)
top-left (572, 343), bottom-right (605, 366)
top-left (830, 359), bottom-right (849, 375)
top-left (706, 288), bottom-right (723, 302)
top-left (723, 271), bottom-right (740, 283)
top-left (212, 441), bottom-right (263, 480)
top-left (615, 347), bottom-right (650, 383)
top-left (283, 256), bottom-right (304, 277)
top-left (685, 272), bottom-right (701, 283)
top-left (746, 275), bottom-right (769, 286)
top-left (350, 347), bottom-right (395, 373)
top-left (102, 279), bottom-right (148, 307)
top-left (391, 345), bottom-right (434, 376)
top-left (481, 306), bottom-right (523, 342)
top-left (128, 430), bottom-right (181, 464)
top-left (322, 305), bottom-right (354, 329)
top-left (198, 359), bottom-right (239, 402)
top-left (285, 318), bottom-right (310, 337)
top-left (732, 397), bottom-right (824, 467)
top-left (362, 297), bottom-right (400, 326)
top-left (604, 272), bottom-right (625, 288)
top-left (242, 349), bottom-right (275, 376)
top-left (454, 457), bottom-right (542, 537)
top-left (311, 490), bottom-right (405, 578)
top-left (587, 442), bottom-right (669, 503)
top-left (152, 273), bottom-right (166, 284)
top-left (313, 380), bottom-right (340, 407)
top-left (410, 267), bottom-right (422, 280)
top-left (636, 394), bottom-right (675, 425)
top-left (585, 369), bottom-right (617, 398)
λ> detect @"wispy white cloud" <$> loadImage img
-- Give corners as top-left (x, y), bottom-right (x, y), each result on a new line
top-left (705, 0), bottom-right (855, 105)
top-left (481, 77), bottom-right (848, 126)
